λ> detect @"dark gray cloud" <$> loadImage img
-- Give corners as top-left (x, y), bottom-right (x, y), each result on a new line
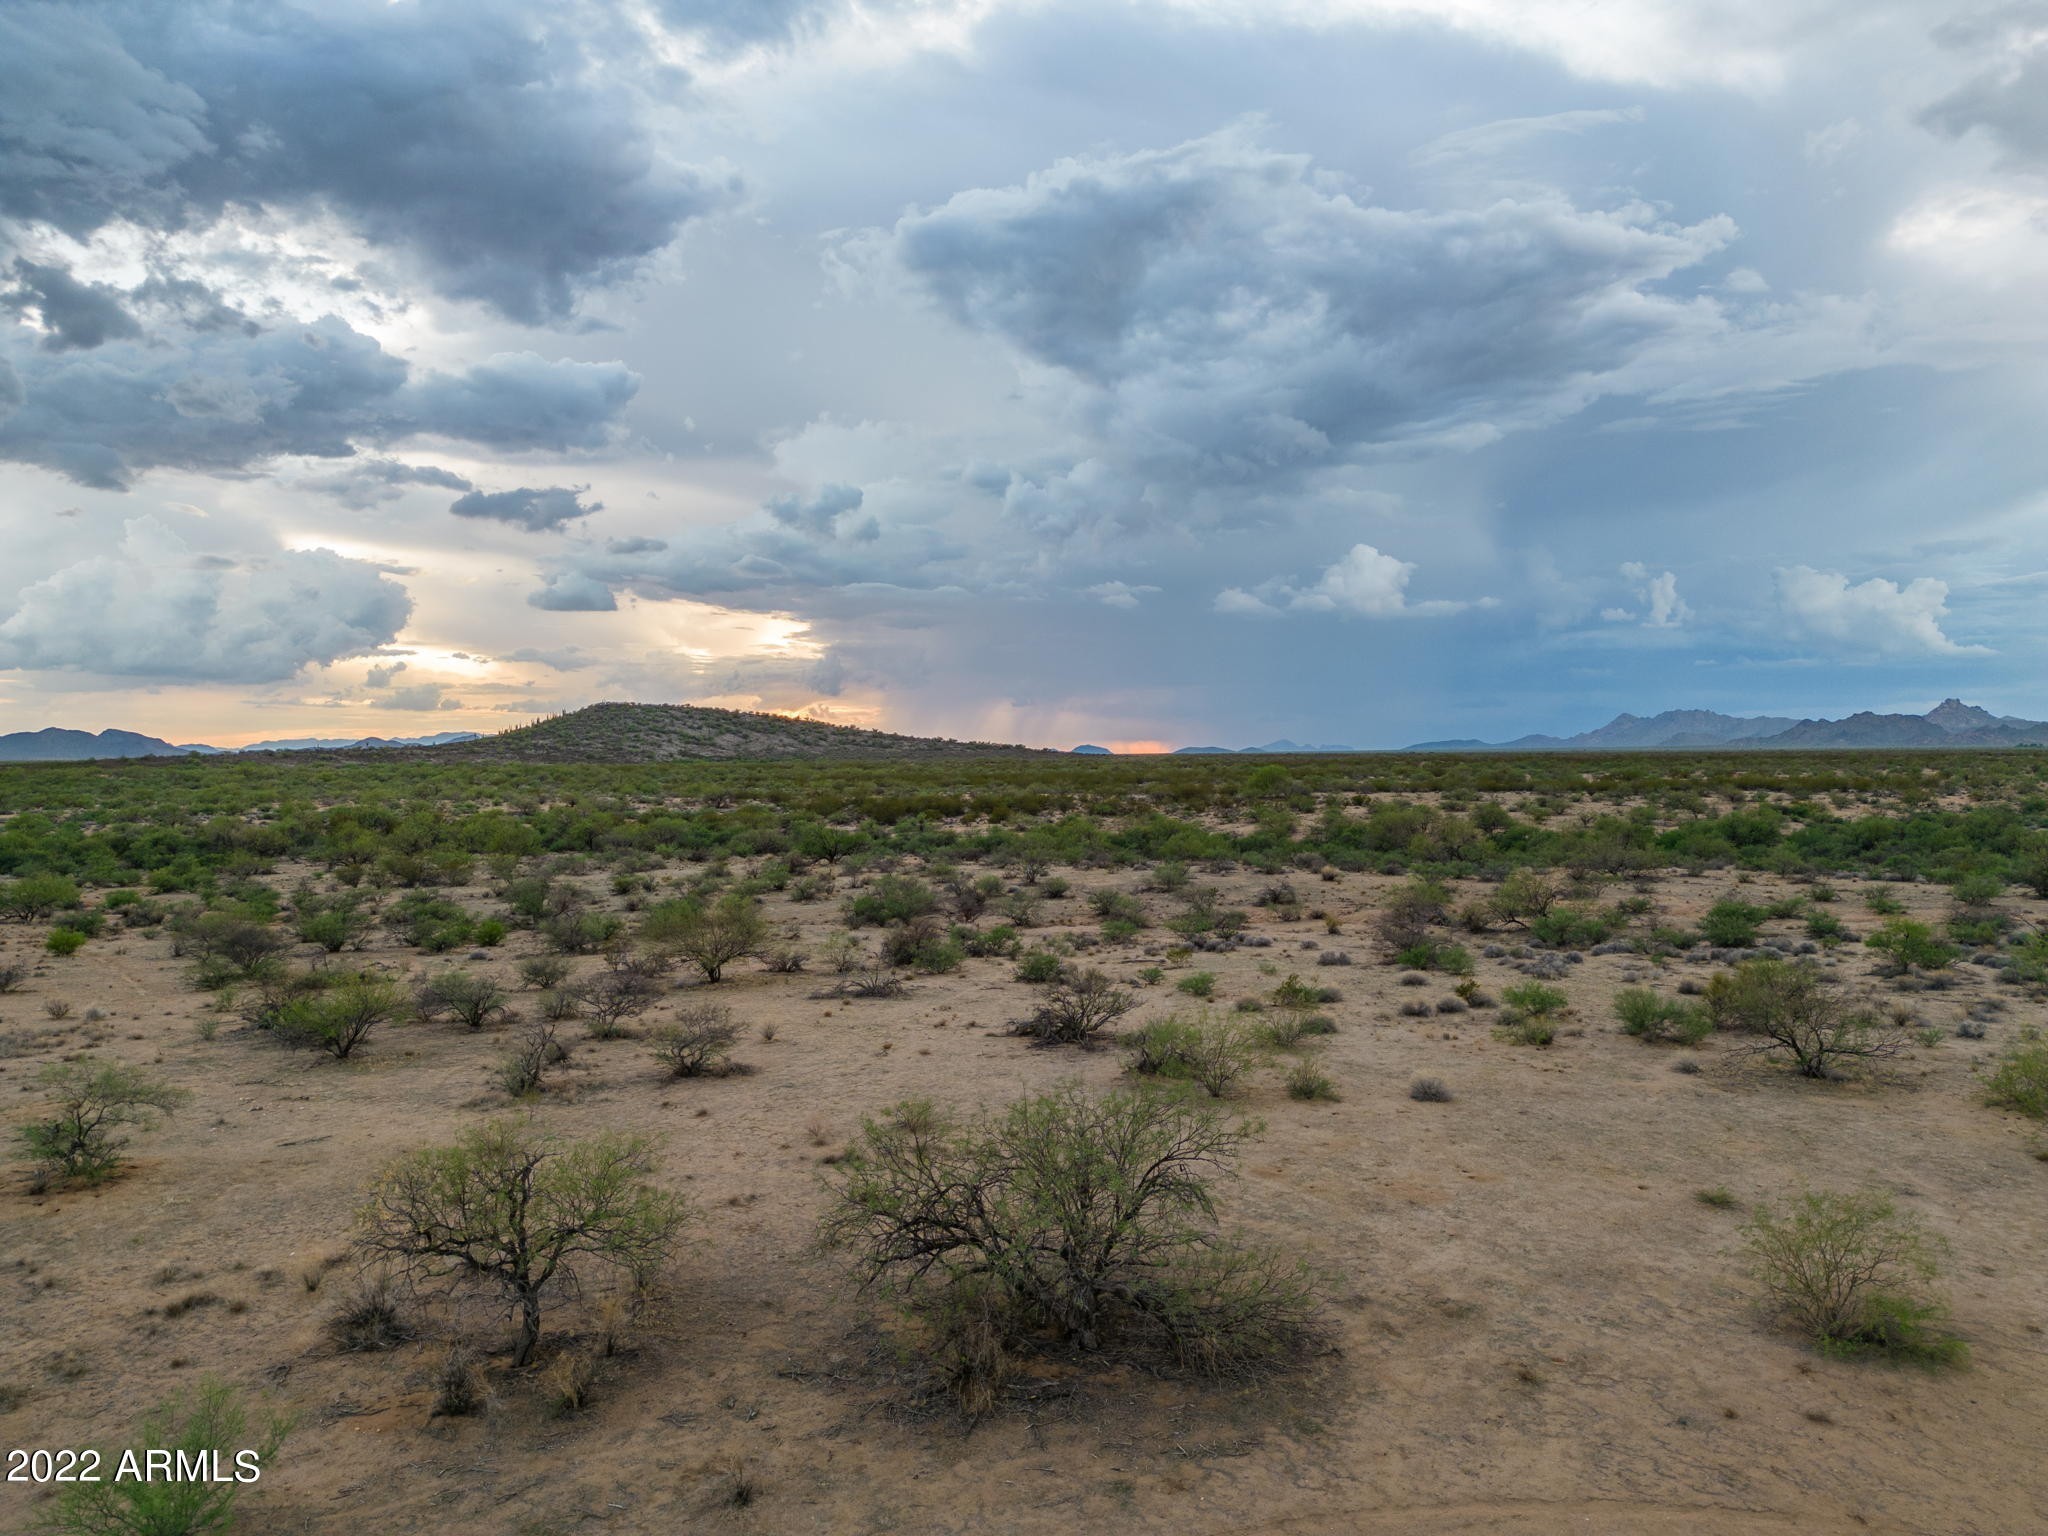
top-left (0, 1), bottom-right (739, 323)
top-left (870, 122), bottom-right (1743, 483)
top-left (1923, 12), bottom-right (2048, 168)
top-left (401, 352), bottom-right (641, 452)
top-left (605, 536), bottom-right (668, 555)
top-left (3, 260), bottom-right (143, 350)
top-left (765, 481), bottom-right (864, 537)
top-left (0, 319), bottom-right (638, 489)
top-left (0, 515), bottom-right (411, 681)
top-left (449, 484), bottom-right (600, 532)
top-left (301, 458), bottom-right (475, 509)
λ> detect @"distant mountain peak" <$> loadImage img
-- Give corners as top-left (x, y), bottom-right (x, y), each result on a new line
top-left (1406, 700), bottom-right (2048, 752)
top-left (1925, 698), bottom-right (1999, 732)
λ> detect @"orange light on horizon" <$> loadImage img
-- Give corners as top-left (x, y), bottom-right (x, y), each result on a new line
top-left (1101, 739), bottom-right (1174, 755)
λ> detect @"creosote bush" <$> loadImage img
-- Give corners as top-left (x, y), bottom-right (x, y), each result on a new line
top-left (355, 1119), bottom-right (688, 1367)
top-left (1981, 1037), bottom-right (2048, 1119)
top-left (1122, 1013), bottom-right (1263, 1097)
top-left (278, 975), bottom-right (406, 1059)
top-left (824, 1085), bottom-right (1323, 1414)
top-left (640, 892), bottom-right (768, 982)
top-left (1742, 1190), bottom-right (1965, 1364)
top-left (413, 970), bottom-right (508, 1031)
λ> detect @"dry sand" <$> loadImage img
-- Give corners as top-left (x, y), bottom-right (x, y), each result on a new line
top-left (2, 867), bottom-right (2044, 1535)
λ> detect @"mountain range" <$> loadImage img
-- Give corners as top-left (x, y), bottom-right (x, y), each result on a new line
top-left (0, 727), bottom-right (482, 762)
top-left (1405, 700), bottom-right (2048, 752)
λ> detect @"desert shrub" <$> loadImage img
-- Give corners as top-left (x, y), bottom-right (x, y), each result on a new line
top-left (1150, 861), bottom-right (1191, 893)
top-left (579, 967), bottom-right (657, 1037)
top-left (823, 1086), bottom-right (1322, 1410)
top-left (1373, 876), bottom-right (1451, 953)
top-left (1863, 889), bottom-right (1906, 916)
top-left (1175, 970), bottom-right (1217, 999)
top-left (1016, 967), bottom-right (1136, 1044)
top-left (385, 893), bottom-right (478, 953)
top-left (17, 1059), bottom-right (189, 1184)
top-left (845, 875), bottom-right (939, 928)
top-left (1528, 906), bottom-right (1613, 949)
top-left (1089, 890), bottom-right (1147, 930)
top-left (172, 911), bottom-right (290, 977)
top-left (1742, 1191), bottom-right (1964, 1364)
top-left (1804, 910), bottom-right (1849, 945)
top-left (639, 893), bottom-right (767, 982)
top-left (1283, 1057), bottom-right (1339, 1101)
top-left (40, 1378), bottom-right (289, 1536)
top-left (1496, 1014), bottom-right (1556, 1047)
top-left (1122, 1014), bottom-right (1262, 1097)
top-left (294, 890), bottom-right (375, 953)
top-left (277, 975), bottom-right (406, 1059)
top-left (1700, 900), bottom-right (1764, 949)
top-left (499, 1021), bottom-right (563, 1098)
top-left (1408, 1076), bottom-right (1453, 1103)
top-left (1982, 1038), bottom-right (2048, 1118)
top-left (543, 909), bottom-right (623, 954)
top-left (650, 1005), bottom-right (741, 1077)
top-left (0, 962), bottom-right (25, 993)
top-left (1014, 951), bottom-right (1063, 984)
top-left (880, 915), bottom-right (964, 973)
top-left (1706, 958), bottom-right (1906, 1079)
top-left (432, 1345), bottom-right (485, 1418)
top-left (1489, 868), bottom-right (1559, 925)
top-left (519, 954), bottom-right (573, 991)
top-left (0, 873), bottom-right (79, 923)
top-left (1612, 987), bottom-right (1712, 1046)
top-left (413, 971), bottom-right (508, 1031)
top-left (45, 928), bottom-right (86, 956)
top-left (1500, 982), bottom-right (1567, 1018)
top-left (356, 1120), bottom-right (688, 1367)
top-left (327, 1277), bottom-right (416, 1352)
top-left (1865, 919), bottom-right (1958, 974)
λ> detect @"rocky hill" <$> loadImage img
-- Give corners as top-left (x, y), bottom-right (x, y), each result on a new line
top-left (428, 702), bottom-right (1059, 763)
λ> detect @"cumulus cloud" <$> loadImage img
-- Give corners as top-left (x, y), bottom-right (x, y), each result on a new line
top-left (1773, 565), bottom-right (1989, 658)
top-left (1217, 543), bottom-right (1481, 619)
top-left (364, 660), bottom-right (407, 688)
top-left (0, 1), bottom-right (739, 322)
top-left (766, 482), bottom-right (866, 538)
top-left (0, 515), bottom-right (412, 681)
top-left (1606, 561), bottom-right (1691, 628)
top-left (450, 485), bottom-right (601, 532)
top-left (0, 320), bottom-right (639, 488)
top-left (851, 120), bottom-right (1840, 538)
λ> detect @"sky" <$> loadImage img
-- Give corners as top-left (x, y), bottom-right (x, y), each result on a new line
top-left (2, 0), bottom-right (2046, 751)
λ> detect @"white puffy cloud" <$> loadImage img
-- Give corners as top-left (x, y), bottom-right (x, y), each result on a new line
top-left (1611, 561), bottom-right (1690, 628)
top-left (1773, 566), bottom-right (1989, 658)
top-left (1084, 580), bottom-right (1157, 608)
top-left (1218, 543), bottom-right (1482, 618)
top-left (0, 515), bottom-right (412, 681)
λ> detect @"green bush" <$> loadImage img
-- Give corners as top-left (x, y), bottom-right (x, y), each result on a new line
top-left (1742, 1190), bottom-right (1964, 1364)
top-left (1500, 982), bottom-right (1567, 1018)
top-left (1613, 987), bottom-right (1711, 1046)
top-left (823, 1086), bottom-right (1322, 1411)
top-left (1704, 958), bottom-right (1906, 1078)
top-left (1865, 918), bottom-right (1958, 974)
top-left (17, 1059), bottom-right (189, 1184)
top-left (1122, 1013), bottom-right (1263, 1097)
top-left (1700, 900), bottom-right (1763, 948)
top-left (640, 893), bottom-right (767, 982)
top-left (1529, 906), bottom-right (1613, 948)
top-left (845, 875), bottom-right (939, 928)
top-left (1175, 970), bottom-right (1217, 999)
top-left (1982, 1038), bottom-right (2048, 1118)
top-left (356, 1120), bottom-right (689, 1366)
top-left (0, 873), bottom-right (80, 922)
top-left (44, 927), bottom-right (87, 956)
top-left (277, 976), bottom-right (406, 1059)
top-left (41, 1378), bottom-right (289, 1536)
top-left (1014, 951), bottom-right (1063, 984)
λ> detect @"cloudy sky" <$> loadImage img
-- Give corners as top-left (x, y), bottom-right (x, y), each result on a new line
top-left (2, 0), bottom-right (2045, 750)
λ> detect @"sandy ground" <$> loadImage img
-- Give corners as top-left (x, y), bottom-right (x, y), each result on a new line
top-left (2, 865), bottom-right (2044, 1536)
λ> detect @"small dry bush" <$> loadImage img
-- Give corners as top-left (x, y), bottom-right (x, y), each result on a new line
top-left (650, 1004), bottom-right (741, 1078)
